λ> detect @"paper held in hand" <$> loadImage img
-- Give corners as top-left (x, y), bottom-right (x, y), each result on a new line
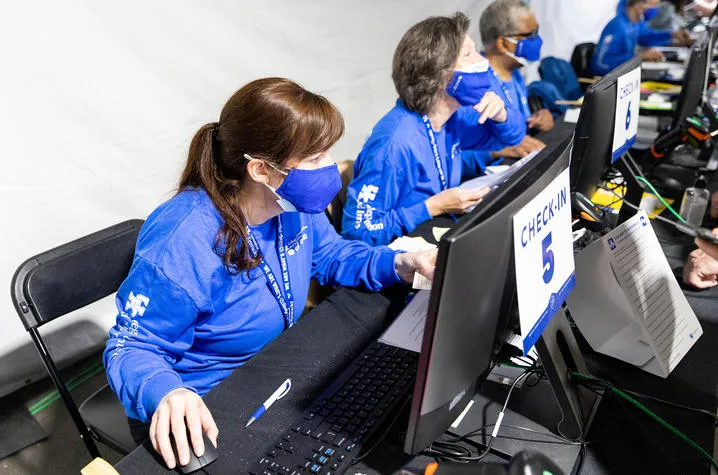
top-left (566, 211), bottom-right (702, 377)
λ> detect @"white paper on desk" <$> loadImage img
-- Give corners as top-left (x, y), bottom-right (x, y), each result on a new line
top-left (567, 211), bottom-right (703, 377)
top-left (388, 236), bottom-right (435, 253)
top-left (563, 108), bottom-right (581, 124)
top-left (378, 290), bottom-right (430, 353)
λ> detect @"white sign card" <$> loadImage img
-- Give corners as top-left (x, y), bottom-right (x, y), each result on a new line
top-left (512, 168), bottom-right (575, 355)
top-left (611, 66), bottom-right (641, 162)
top-left (567, 211), bottom-right (702, 377)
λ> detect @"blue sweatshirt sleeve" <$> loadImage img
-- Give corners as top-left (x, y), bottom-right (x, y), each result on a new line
top-left (637, 22), bottom-right (672, 47)
top-left (455, 106), bottom-right (525, 151)
top-left (591, 21), bottom-right (634, 76)
top-left (311, 213), bottom-right (402, 290)
top-left (341, 154), bottom-right (431, 246)
top-left (103, 257), bottom-right (199, 422)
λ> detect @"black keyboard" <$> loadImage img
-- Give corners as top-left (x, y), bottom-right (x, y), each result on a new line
top-left (249, 341), bottom-right (418, 475)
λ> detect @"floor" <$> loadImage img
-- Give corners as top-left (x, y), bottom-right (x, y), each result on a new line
top-left (0, 353), bottom-right (124, 475)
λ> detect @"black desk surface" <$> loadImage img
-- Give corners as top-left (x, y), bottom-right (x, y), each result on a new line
top-left (115, 288), bottom-right (404, 474)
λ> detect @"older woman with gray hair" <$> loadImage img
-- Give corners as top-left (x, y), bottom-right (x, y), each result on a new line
top-left (342, 12), bottom-right (526, 246)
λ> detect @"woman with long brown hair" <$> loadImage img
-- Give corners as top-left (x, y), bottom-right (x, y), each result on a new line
top-left (103, 77), bottom-right (435, 469)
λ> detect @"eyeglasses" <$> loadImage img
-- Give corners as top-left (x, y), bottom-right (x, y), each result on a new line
top-left (504, 29), bottom-right (539, 39)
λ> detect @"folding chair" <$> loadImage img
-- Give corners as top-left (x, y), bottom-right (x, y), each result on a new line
top-left (10, 219), bottom-right (144, 458)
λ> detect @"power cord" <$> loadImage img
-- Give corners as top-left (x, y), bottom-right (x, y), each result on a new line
top-left (622, 389), bottom-right (718, 426)
top-left (622, 151), bottom-right (687, 223)
top-left (597, 184), bottom-right (679, 227)
top-left (421, 368), bottom-right (536, 463)
top-left (570, 371), bottom-right (718, 470)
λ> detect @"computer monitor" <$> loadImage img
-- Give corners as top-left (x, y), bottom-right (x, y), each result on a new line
top-left (403, 132), bottom-right (574, 455)
top-left (672, 32), bottom-right (711, 129)
top-left (570, 57), bottom-right (642, 198)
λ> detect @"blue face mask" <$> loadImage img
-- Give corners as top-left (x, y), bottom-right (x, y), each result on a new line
top-left (445, 61), bottom-right (492, 107)
top-left (246, 155), bottom-right (342, 214)
top-left (644, 7), bottom-right (659, 21)
top-left (507, 35), bottom-right (543, 63)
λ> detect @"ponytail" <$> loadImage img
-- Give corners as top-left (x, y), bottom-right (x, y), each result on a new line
top-left (177, 78), bottom-right (344, 273)
top-left (179, 122), bottom-right (260, 274)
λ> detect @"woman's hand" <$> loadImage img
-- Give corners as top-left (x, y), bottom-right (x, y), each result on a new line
top-left (394, 249), bottom-right (438, 284)
top-left (683, 249), bottom-right (718, 289)
top-left (474, 91), bottom-right (508, 124)
top-left (425, 186), bottom-right (491, 217)
top-left (150, 388), bottom-right (219, 469)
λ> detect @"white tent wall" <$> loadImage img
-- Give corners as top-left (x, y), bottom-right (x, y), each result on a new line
top-left (0, 0), bottom-right (615, 397)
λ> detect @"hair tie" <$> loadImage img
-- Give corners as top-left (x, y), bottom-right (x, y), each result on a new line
top-left (211, 122), bottom-right (220, 140)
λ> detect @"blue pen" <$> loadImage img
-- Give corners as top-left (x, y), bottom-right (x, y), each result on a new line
top-left (245, 378), bottom-right (292, 427)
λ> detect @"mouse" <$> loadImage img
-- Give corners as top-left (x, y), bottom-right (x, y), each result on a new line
top-left (169, 427), bottom-right (218, 473)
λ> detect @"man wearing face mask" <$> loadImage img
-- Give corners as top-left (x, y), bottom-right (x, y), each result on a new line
top-left (341, 13), bottom-right (526, 246)
top-left (462, 0), bottom-right (550, 180)
top-left (591, 0), bottom-right (693, 76)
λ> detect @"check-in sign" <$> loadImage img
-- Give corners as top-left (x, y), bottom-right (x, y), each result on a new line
top-left (512, 168), bottom-right (575, 355)
top-left (611, 66), bottom-right (641, 162)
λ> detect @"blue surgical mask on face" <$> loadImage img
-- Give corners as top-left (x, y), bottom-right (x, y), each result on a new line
top-left (245, 154), bottom-right (342, 214)
top-left (506, 35), bottom-right (543, 63)
top-left (644, 7), bottom-right (659, 21)
top-left (445, 60), bottom-right (492, 107)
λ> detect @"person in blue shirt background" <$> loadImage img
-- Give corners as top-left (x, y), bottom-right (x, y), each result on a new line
top-left (103, 78), bottom-right (436, 470)
top-left (591, 0), bottom-right (693, 76)
top-left (462, 0), bottom-right (551, 180)
top-left (341, 13), bottom-right (526, 246)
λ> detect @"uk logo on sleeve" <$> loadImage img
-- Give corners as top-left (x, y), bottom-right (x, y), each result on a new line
top-left (125, 292), bottom-right (149, 317)
top-left (358, 184), bottom-right (379, 203)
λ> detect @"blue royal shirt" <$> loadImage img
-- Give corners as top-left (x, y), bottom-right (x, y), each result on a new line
top-left (462, 68), bottom-right (531, 180)
top-left (341, 99), bottom-right (525, 246)
top-left (590, 10), bottom-right (672, 75)
top-left (104, 189), bottom-right (402, 422)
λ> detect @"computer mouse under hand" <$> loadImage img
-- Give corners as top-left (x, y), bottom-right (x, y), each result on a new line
top-left (169, 428), bottom-right (218, 473)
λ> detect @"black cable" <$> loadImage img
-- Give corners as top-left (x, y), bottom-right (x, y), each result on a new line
top-left (622, 389), bottom-right (718, 426)
top-left (453, 423), bottom-right (583, 446)
top-left (350, 395), bottom-right (411, 465)
top-left (597, 183), bottom-right (679, 226)
top-left (421, 369), bottom-right (536, 463)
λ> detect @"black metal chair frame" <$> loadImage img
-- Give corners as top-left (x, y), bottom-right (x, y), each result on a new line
top-left (10, 219), bottom-right (144, 458)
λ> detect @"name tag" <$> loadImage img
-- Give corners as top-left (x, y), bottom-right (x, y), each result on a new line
top-left (512, 169), bottom-right (575, 355)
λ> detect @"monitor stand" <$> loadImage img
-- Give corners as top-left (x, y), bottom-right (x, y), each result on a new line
top-left (447, 308), bottom-right (600, 475)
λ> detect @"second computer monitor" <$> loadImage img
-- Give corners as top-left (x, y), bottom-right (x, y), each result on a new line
top-left (672, 32), bottom-right (711, 130)
top-left (403, 131), bottom-right (574, 455)
top-left (570, 57), bottom-right (641, 198)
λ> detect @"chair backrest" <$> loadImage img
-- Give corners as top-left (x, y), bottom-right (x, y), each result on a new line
top-left (10, 219), bottom-right (143, 459)
top-left (326, 159), bottom-right (355, 233)
top-left (571, 42), bottom-right (596, 80)
top-left (11, 219), bottom-right (144, 330)
top-left (538, 57), bottom-right (583, 101)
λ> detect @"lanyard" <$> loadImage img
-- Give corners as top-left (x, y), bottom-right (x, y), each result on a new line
top-left (490, 68), bottom-right (515, 108)
top-left (490, 68), bottom-right (532, 120)
top-left (421, 115), bottom-right (448, 191)
top-left (246, 217), bottom-right (295, 329)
